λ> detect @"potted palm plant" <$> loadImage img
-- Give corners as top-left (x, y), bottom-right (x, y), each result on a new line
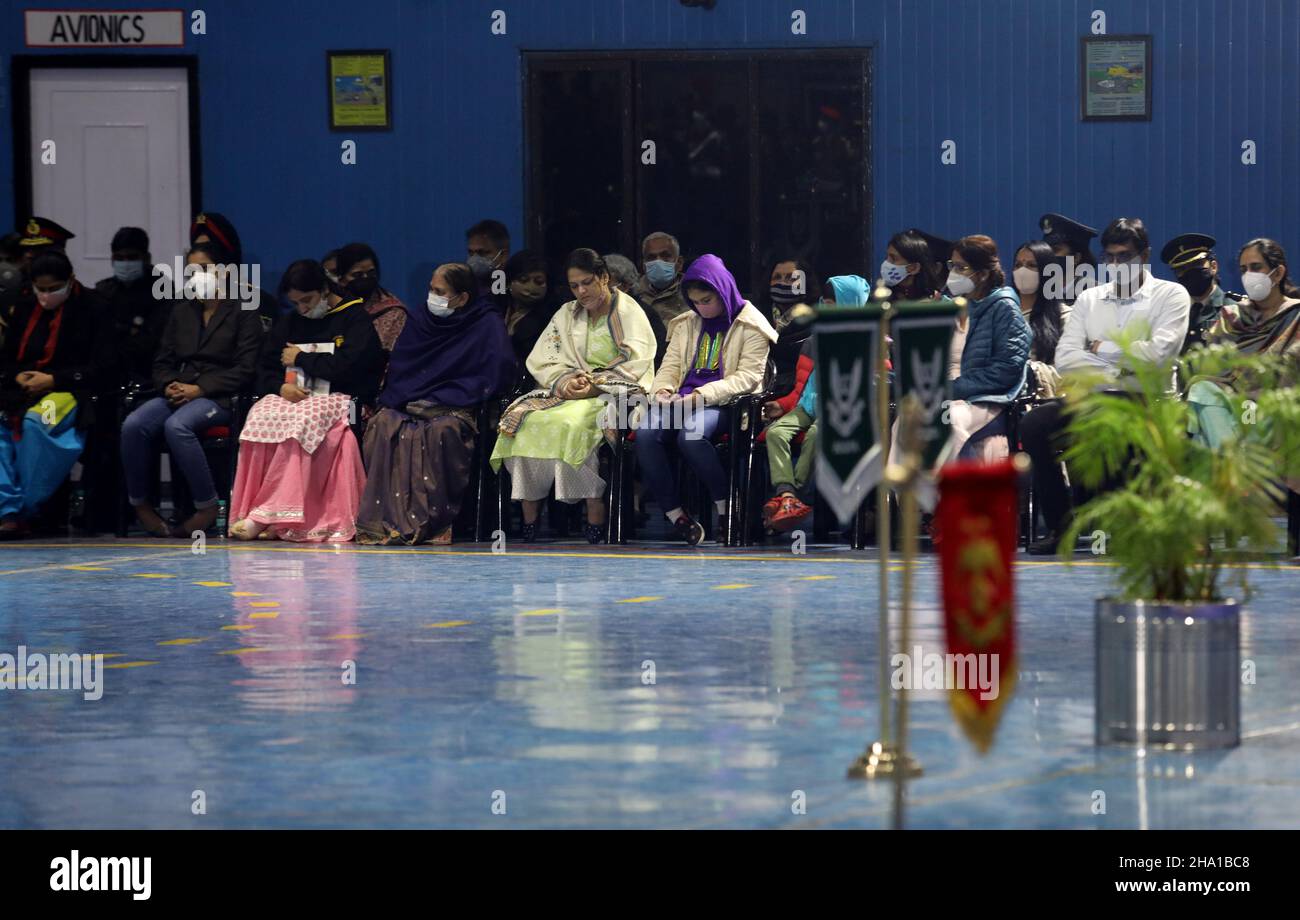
top-left (1057, 339), bottom-right (1300, 749)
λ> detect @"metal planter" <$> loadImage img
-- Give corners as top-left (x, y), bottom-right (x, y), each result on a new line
top-left (1095, 598), bottom-right (1240, 749)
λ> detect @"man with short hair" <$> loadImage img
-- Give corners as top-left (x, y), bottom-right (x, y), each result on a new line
top-left (466, 219), bottom-right (511, 310)
top-left (1160, 232), bottom-right (1247, 352)
top-left (95, 227), bottom-right (166, 388)
top-left (1020, 217), bottom-right (1191, 555)
top-left (604, 253), bottom-right (667, 365)
top-left (634, 231), bottom-right (689, 326)
top-left (466, 219), bottom-right (511, 281)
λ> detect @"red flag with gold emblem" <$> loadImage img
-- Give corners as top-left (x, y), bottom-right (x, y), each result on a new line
top-left (936, 459), bottom-right (1018, 753)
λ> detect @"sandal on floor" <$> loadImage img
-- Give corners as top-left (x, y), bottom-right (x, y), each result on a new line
top-left (229, 518), bottom-right (268, 541)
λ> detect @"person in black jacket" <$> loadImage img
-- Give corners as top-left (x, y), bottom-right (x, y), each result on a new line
top-left (226, 259), bottom-right (384, 542)
top-left (0, 250), bottom-right (111, 537)
top-left (502, 250), bottom-right (559, 392)
top-left (94, 226), bottom-right (169, 388)
top-left (119, 242), bottom-right (264, 537)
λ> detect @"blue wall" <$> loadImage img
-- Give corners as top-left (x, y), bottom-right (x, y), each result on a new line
top-left (4, 0), bottom-right (1299, 302)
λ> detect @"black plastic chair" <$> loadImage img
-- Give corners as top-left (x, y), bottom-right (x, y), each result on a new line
top-left (115, 391), bottom-right (249, 537)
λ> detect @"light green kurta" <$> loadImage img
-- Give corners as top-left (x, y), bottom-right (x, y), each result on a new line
top-left (491, 317), bottom-right (619, 469)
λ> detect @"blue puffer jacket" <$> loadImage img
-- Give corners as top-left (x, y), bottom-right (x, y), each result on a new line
top-left (951, 285), bottom-right (1030, 404)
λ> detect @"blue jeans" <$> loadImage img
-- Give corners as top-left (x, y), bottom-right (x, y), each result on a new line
top-left (121, 397), bottom-right (231, 508)
top-left (635, 403), bottom-right (728, 513)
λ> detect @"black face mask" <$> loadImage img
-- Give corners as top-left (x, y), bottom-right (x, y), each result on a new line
top-left (770, 283), bottom-right (799, 305)
top-left (347, 275), bottom-right (379, 298)
top-left (1179, 267), bottom-right (1214, 299)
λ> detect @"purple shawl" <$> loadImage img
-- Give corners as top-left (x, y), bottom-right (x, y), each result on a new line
top-left (678, 254), bottom-right (745, 395)
top-left (379, 293), bottom-right (517, 410)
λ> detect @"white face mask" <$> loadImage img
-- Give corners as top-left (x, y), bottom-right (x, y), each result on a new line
top-left (303, 297), bottom-right (331, 320)
top-left (946, 271), bottom-right (976, 296)
top-left (186, 269), bottom-right (220, 301)
top-left (1013, 267), bottom-right (1039, 295)
top-left (1242, 270), bottom-right (1276, 302)
top-left (1103, 258), bottom-right (1144, 289)
top-left (880, 259), bottom-right (910, 287)
top-left (427, 291), bottom-right (454, 317)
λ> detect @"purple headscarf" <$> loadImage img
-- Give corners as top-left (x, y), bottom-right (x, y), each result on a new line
top-left (681, 254), bottom-right (745, 332)
top-left (677, 254), bottom-right (746, 395)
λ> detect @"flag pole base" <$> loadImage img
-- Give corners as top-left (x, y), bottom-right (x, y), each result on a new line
top-left (846, 741), bottom-right (923, 779)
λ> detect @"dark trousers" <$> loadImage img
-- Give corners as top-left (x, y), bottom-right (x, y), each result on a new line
top-left (635, 404), bottom-right (728, 513)
top-left (1020, 394), bottom-right (1134, 535)
top-left (1018, 398), bottom-right (1072, 534)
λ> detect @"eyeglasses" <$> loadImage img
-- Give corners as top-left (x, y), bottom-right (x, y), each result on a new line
top-left (945, 261), bottom-right (974, 275)
top-left (1099, 252), bottom-right (1141, 265)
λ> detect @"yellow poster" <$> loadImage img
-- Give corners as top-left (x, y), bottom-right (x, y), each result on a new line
top-left (330, 52), bottom-right (389, 128)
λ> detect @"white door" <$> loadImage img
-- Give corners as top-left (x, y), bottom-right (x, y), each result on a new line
top-left (28, 66), bottom-right (191, 285)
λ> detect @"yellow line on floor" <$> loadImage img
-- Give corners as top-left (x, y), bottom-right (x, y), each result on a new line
top-left (221, 624), bottom-right (255, 631)
top-left (249, 612), bottom-right (279, 619)
top-left (1, 542), bottom-right (1297, 571)
top-left (195, 581), bottom-right (233, 587)
top-left (131, 573), bottom-right (175, 579)
top-left (0, 549), bottom-right (193, 577)
top-left (249, 601), bottom-right (280, 607)
top-left (797, 575), bottom-right (837, 581)
top-left (230, 591), bottom-right (260, 597)
top-left (64, 565), bottom-right (110, 571)
top-left (618, 596), bottom-right (663, 603)
top-left (104, 661), bottom-right (158, 669)
top-left (218, 647), bottom-right (271, 655)
top-left (157, 638), bottom-right (206, 646)
top-left (521, 608), bottom-right (563, 616)
top-left (327, 633), bottom-right (366, 640)
top-left (712, 584), bottom-right (753, 590)
top-left (423, 620), bottom-right (471, 628)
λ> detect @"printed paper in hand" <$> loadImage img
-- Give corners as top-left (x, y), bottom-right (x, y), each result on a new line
top-left (290, 342), bottom-right (334, 396)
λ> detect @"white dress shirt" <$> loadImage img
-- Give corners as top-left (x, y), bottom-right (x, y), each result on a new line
top-left (1054, 271), bottom-right (1191, 377)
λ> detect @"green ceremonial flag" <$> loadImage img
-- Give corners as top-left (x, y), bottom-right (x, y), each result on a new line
top-left (814, 305), bottom-right (883, 525)
top-left (890, 299), bottom-right (961, 469)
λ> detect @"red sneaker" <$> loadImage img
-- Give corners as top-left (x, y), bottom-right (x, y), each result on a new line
top-left (762, 495), bottom-right (784, 523)
top-left (770, 495), bottom-right (812, 531)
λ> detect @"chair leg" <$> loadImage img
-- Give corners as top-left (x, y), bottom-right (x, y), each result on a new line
top-left (497, 467), bottom-right (511, 540)
top-left (605, 439), bottom-right (620, 546)
top-left (738, 410), bottom-right (759, 547)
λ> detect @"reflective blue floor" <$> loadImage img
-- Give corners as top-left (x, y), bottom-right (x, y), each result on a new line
top-left (0, 537), bottom-right (1297, 829)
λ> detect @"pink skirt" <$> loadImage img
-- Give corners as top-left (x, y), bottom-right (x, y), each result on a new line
top-left (229, 418), bottom-right (366, 542)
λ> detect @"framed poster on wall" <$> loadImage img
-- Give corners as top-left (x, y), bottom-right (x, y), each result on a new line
top-left (327, 49), bottom-right (391, 130)
top-left (1080, 35), bottom-right (1151, 122)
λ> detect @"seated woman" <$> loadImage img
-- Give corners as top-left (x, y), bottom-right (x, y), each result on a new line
top-left (762, 275), bottom-right (869, 532)
top-left (502, 250), bottom-right (558, 391)
top-left (636, 254), bottom-right (777, 545)
top-left (357, 262), bottom-right (515, 545)
top-left (120, 242), bottom-right (264, 536)
top-left (491, 249), bottom-right (656, 544)
top-left (228, 259), bottom-right (385, 542)
top-left (1010, 240), bottom-right (1070, 398)
top-left (938, 235), bottom-right (1031, 463)
top-left (0, 250), bottom-right (109, 538)
top-left (1190, 237), bottom-right (1300, 449)
top-left (334, 242), bottom-right (407, 352)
